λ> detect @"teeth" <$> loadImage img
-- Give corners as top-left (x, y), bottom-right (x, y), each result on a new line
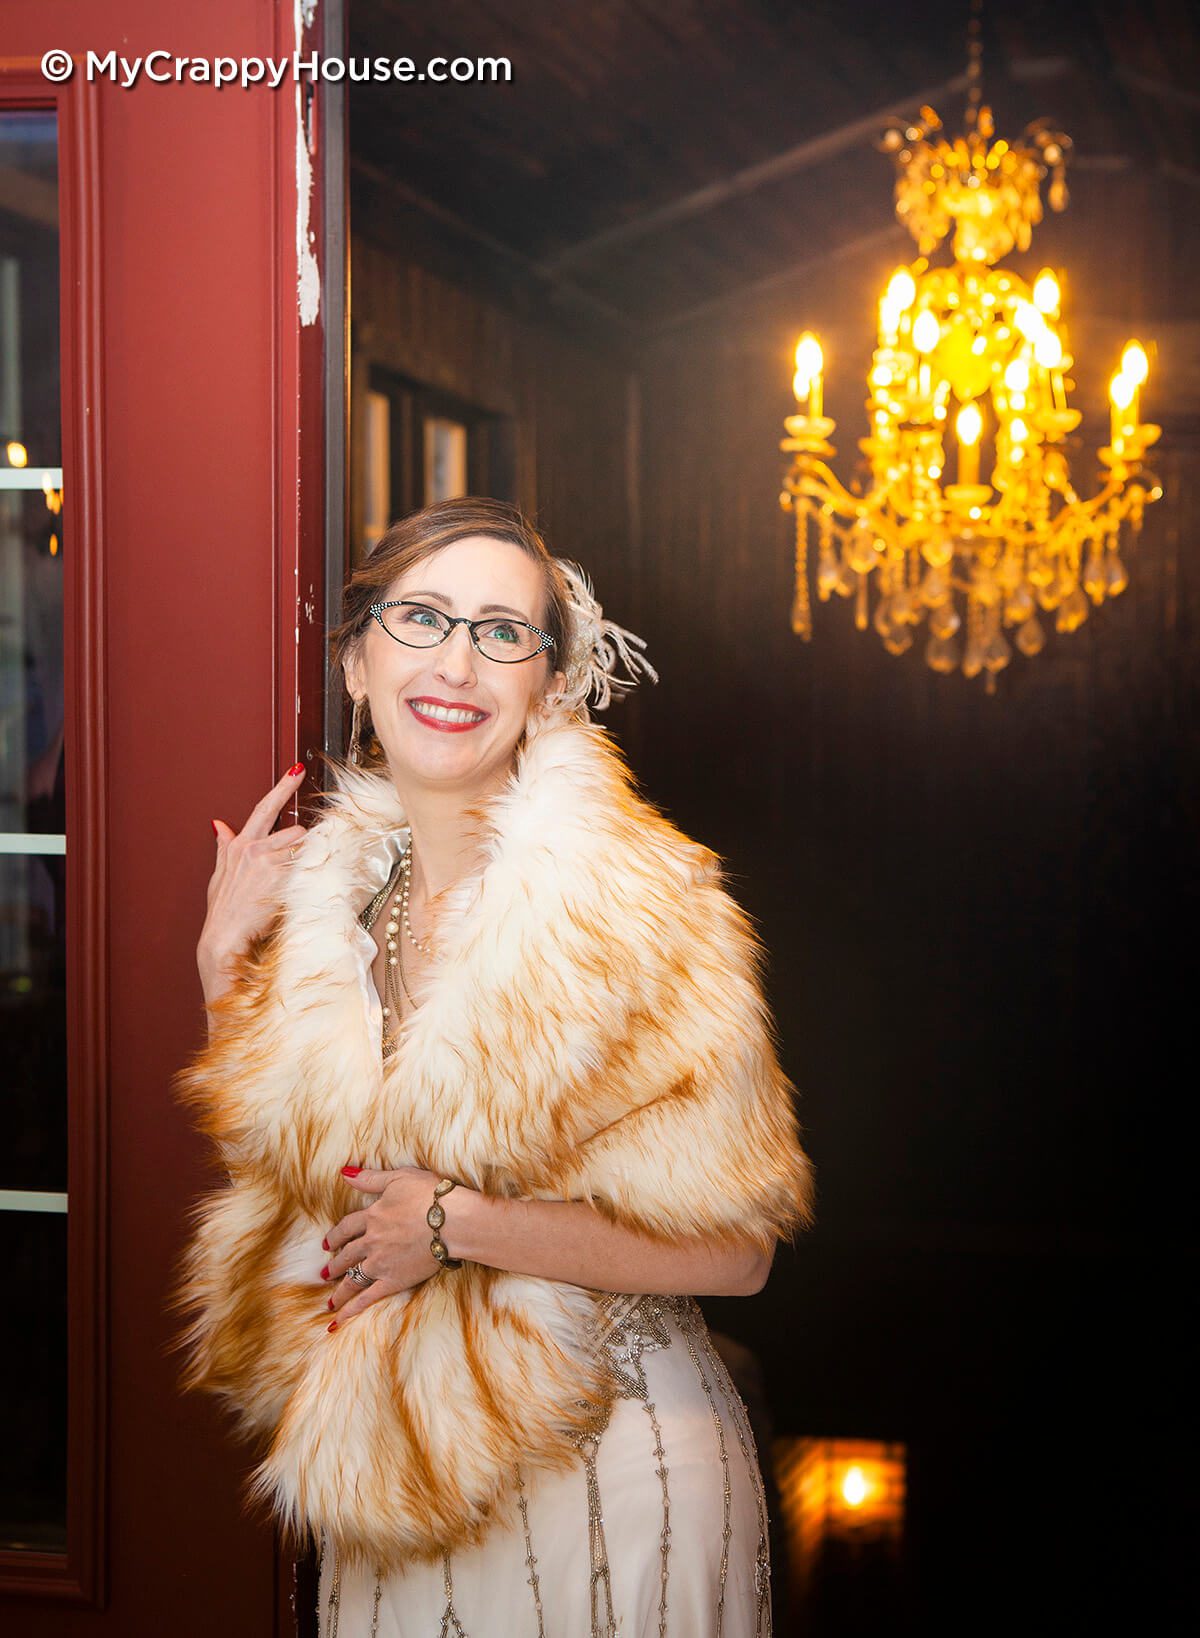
top-left (411, 700), bottom-right (486, 725)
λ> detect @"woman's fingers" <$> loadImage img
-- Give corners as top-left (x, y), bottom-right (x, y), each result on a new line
top-left (240, 763), bottom-right (307, 842)
top-left (327, 1275), bottom-right (404, 1326)
top-left (324, 1208), bottom-right (369, 1260)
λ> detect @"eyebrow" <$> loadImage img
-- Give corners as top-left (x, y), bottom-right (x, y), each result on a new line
top-left (400, 590), bottom-right (533, 622)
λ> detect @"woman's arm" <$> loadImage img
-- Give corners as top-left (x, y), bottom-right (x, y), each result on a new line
top-left (449, 1189), bottom-right (773, 1297)
top-left (323, 1168), bottom-right (774, 1325)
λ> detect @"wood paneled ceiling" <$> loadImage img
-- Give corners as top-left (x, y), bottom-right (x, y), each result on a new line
top-left (348, 0), bottom-right (1200, 332)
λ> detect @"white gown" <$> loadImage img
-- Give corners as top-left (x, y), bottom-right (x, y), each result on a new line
top-left (315, 1291), bottom-right (774, 1637)
top-left (315, 836), bottom-right (775, 1636)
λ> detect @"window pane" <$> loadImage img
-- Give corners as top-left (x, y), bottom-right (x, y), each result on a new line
top-left (423, 416), bottom-right (468, 503)
top-left (0, 1210), bottom-right (67, 1551)
top-left (0, 105), bottom-right (66, 1556)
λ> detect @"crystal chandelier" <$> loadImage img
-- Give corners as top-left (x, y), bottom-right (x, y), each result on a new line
top-left (779, 36), bottom-right (1163, 688)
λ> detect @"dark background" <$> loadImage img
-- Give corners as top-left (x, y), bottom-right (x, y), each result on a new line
top-left (346, 2), bottom-right (1197, 1630)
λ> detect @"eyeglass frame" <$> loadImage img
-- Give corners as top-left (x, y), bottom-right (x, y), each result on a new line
top-left (366, 599), bottom-right (556, 664)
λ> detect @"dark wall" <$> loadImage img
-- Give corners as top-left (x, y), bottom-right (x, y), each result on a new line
top-left (348, 155), bottom-right (1195, 1633)
top-left (349, 171), bottom-right (640, 619)
top-left (637, 166), bottom-right (1197, 1634)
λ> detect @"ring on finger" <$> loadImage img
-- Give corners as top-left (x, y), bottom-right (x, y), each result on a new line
top-left (347, 1263), bottom-right (374, 1288)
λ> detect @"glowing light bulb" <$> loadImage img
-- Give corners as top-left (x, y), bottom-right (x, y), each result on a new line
top-left (1120, 342), bottom-right (1149, 385)
top-left (955, 400), bottom-right (984, 487)
top-left (912, 310), bottom-right (940, 353)
top-left (5, 440), bottom-right (27, 468)
top-left (1032, 270), bottom-right (1060, 315)
top-left (793, 332), bottom-right (825, 419)
top-left (1013, 302), bottom-right (1045, 342)
top-left (886, 269), bottom-right (917, 312)
top-left (794, 332), bottom-right (823, 383)
top-left (842, 1467), bottom-right (868, 1507)
top-left (956, 401), bottom-right (983, 446)
top-left (1109, 372), bottom-right (1136, 453)
top-left (1010, 417), bottom-right (1029, 443)
top-left (1004, 358), bottom-right (1031, 393)
top-left (1034, 330), bottom-right (1063, 369)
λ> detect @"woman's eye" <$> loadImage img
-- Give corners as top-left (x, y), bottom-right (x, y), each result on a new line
top-left (491, 622), bottom-right (520, 643)
top-left (402, 606), bottom-right (440, 627)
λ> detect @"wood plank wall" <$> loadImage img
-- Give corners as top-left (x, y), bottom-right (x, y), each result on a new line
top-left (348, 151), bottom-right (1196, 1630)
top-left (636, 163), bottom-right (1198, 1633)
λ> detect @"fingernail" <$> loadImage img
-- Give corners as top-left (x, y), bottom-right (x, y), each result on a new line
top-left (211, 819), bottom-right (220, 836)
top-left (341, 1166), bottom-right (362, 1177)
top-left (327, 1296), bottom-right (334, 1310)
top-left (322, 1237), bottom-right (330, 1251)
top-left (328, 1320), bottom-right (338, 1332)
top-left (287, 762), bottom-right (305, 777)
top-left (320, 1264), bottom-right (329, 1281)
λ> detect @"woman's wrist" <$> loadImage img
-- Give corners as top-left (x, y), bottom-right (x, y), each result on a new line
top-left (440, 1183), bottom-right (506, 1265)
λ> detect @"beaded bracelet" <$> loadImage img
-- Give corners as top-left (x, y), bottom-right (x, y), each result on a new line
top-left (427, 1177), bottom-right (463, 1269)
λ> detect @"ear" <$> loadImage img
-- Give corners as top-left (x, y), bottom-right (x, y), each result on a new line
top-left (542, 666), bottom-right (568, 709)
top-left (342, 645), bottom-right (365, 705)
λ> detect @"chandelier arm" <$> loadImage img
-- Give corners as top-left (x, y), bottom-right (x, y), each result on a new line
top-left (788, 460), bottom-right (868, 518)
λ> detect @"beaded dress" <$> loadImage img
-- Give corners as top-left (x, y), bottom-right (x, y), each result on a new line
top-left (315, 833), bottom-right (776, 1638)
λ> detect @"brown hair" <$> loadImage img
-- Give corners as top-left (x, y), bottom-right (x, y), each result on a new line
top-left (328, 497), bottom-right (573, 768)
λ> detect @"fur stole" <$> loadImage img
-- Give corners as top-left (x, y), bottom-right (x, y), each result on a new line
top-left (173, 715), bottom-right (813, 1572)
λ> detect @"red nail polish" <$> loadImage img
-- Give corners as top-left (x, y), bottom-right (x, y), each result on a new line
top-left (287, 762), bottom-right (305, 777)
top-left (322, 1237), bottom-right (330, 1251)
top-left (320, 1264), bottom-right (329, 1281)
top-left (342, 1166), bottom-right (362, 1177)
top-left (328, 1319), bottom-right (338, 1332)
top-left (327, 1297), bottom-right (334, 1310)
top-left (211, 819), bottom-right (220, 836)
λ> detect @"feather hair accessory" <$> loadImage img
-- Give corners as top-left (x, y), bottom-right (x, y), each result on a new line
top-left (553, 557), bottom-right (659, 715)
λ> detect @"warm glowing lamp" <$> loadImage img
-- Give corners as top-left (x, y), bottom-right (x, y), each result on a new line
top-left (955, 400), bottom-right (983, 486)
top-left (5, 439), bottom-right (28, 468)
top-left (773, 1436), bottom-right (907, 1606)
top-left (1033, 329), bottom-right (1063, 370)
top-left (1109, 370), bottom-right (1136, 453)
top-left (886, 268), bottom-right (917, 312)
top-left (793, 332), bottom-right (825, 420)
top-left (1032, 269), bottom-right (1061, 316)
top-left (1121, 341), bottom-right (1149, 385)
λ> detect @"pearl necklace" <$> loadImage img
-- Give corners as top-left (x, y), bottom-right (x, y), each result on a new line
top-left (379, 842), bottom-right (433, 1050)
top-left (397, 842), bottom-right (433, 956)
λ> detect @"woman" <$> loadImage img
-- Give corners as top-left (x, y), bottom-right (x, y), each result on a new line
top-left (177, 497), bottom-right (813, 1637)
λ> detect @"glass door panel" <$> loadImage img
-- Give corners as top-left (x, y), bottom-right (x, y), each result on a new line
top-left (0, 105), bottom-right (67, 1555)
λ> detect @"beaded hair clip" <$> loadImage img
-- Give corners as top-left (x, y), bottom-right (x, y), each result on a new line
top-left (553, 557), bottom-right (659, 716)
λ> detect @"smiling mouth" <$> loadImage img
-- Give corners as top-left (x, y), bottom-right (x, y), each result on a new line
top-left (408, 699), bottom-right (490, 730)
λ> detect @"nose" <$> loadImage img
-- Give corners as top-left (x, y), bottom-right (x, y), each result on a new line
top-left (433, 622), bottom-right (479, 689)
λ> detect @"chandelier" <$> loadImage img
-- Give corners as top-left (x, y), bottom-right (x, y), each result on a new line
top-left (779, 52), bottom-right (1162, 688)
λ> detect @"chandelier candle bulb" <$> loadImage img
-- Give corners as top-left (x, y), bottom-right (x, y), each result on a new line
top-left (1109, 371), bottom-right (1135, 454)
top-left (955, 401), bottom-right (983, 486)
top-left (1033, 269), bottom-right (1061, 316)
top-left (793, 333), bottom-right (825, 420)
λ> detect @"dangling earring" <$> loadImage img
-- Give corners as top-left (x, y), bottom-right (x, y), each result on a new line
top-left (349, 696), bottom-right (366, 765)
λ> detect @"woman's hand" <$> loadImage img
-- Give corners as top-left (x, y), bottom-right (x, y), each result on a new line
top-left (322, 1166), bottom-right (455, 1324)
top-left (197, 763), bottom-right (309, 1009)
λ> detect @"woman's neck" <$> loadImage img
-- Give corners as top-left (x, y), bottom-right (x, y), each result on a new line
top-left (396, 773), bottom-right (506, 903)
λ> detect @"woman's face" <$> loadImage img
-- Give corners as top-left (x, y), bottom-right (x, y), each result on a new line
top-left (344, 535), bottom-right (565, 798)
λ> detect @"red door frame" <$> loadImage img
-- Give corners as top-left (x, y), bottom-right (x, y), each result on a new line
top-left (0, 2), bottom-right (337, 1630)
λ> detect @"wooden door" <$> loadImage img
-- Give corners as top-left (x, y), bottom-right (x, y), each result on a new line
top-left (0, 2), bottom-right (342, 1632)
